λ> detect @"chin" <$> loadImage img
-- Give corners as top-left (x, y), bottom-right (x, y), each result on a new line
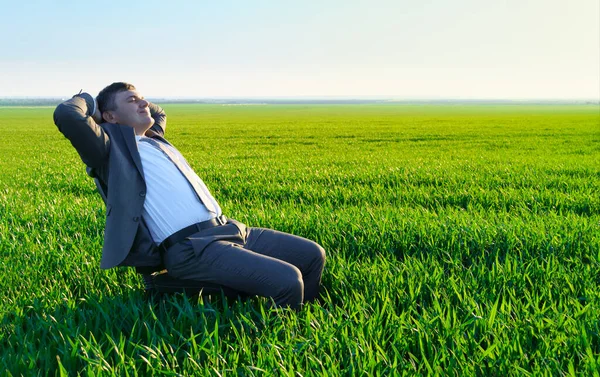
top-left (143, 118), bottom-right (155, 129)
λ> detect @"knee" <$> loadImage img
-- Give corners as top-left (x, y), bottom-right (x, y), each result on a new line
top-left (280, 265), bottom-right (303, 295)
top-left (311, 243), bottom-right (326, 268)
top-left (276, 265), bottom-right (304, 307)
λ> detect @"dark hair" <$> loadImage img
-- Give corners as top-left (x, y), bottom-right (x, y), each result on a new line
top-left (97, 82), bottom-right (136, 113)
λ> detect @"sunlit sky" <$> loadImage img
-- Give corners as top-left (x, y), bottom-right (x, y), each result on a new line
top-left (1, 0), bottom-right (598, 99)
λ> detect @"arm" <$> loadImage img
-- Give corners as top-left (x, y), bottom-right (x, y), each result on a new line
top-left (53, 92), bottom-right (110, 168)
top-left (148, 102), bottom-right (167, 136)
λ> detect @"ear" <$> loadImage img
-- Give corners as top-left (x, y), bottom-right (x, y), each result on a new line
top-left (102, 111), bottom-right (116, 123)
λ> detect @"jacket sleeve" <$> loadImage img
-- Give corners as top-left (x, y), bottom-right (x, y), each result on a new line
top-left (148, 102), bottom-right (167, 136)
top-left (53, 93), bottom-right (110, 168)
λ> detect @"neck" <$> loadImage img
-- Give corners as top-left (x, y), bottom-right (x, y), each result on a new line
top-left (135, 125), bottom-right (151, 136)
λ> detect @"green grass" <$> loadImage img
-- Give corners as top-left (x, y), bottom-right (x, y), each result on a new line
top-left (0, 104), bottom-right (599, 376)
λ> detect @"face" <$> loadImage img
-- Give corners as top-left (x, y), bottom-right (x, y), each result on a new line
top-left (104, 90), bottom-right (154, 134)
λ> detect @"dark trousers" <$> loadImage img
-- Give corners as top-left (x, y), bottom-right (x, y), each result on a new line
top-left (161, 219), bottom-right (326, 310)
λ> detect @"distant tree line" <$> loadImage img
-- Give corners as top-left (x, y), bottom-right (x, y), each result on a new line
top-left (1, 98), bottom-right (597, 107)
top-left (0, 98), bottom-right (389, 106)
top-left (0, 98), bottom-right (63, 106)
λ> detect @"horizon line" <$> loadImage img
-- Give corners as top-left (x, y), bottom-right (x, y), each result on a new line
top-left (0, 95), bottom-right (599, 102)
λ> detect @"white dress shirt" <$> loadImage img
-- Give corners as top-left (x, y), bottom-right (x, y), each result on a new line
top-left (135, 135), bottom-right (222, 243)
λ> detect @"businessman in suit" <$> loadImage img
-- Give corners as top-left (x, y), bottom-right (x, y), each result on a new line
top-left (53, 82), bottom-right (326, 310)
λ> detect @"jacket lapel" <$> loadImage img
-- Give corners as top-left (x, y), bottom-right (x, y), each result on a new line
top-left (119, 125), bottom-right (145, 179)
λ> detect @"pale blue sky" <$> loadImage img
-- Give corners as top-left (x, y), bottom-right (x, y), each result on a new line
top-left (0, 0), bottom-right (598, 99)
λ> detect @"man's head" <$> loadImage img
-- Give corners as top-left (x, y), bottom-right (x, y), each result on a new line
top-left (97, 82), bottom-right (154, 135)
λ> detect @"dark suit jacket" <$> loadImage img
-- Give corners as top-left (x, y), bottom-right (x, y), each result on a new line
top-left (53, 93), bottom-right (167, 269)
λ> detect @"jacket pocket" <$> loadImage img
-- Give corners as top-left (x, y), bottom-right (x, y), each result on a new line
top-left (106, 204), bottom-right (112, 217)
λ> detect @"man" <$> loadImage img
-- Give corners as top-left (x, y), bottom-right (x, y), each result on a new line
top-left (53, 82), bottom-right (325, 310)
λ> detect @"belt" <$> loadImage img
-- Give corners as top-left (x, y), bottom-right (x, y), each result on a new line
top-left (158, 215), bottom-right (227, 253)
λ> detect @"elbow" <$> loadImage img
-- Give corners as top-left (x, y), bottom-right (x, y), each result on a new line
top-left (53, 103), bottom-right (68, 129)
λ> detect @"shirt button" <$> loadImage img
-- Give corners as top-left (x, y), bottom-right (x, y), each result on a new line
top-left (133, 216), bottom-right (139, 222)
top-left (139, 191), bottom-right (146, 197)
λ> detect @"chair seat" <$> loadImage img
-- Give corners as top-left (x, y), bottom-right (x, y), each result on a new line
top-left (142, 271), bottom-right (248, 299)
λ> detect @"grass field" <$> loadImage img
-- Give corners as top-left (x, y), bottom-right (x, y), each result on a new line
top-left (0, 103), bottom-right (599, 376)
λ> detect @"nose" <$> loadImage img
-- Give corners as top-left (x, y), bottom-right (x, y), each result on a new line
top-left (139, 99), bottom-right (149, 108)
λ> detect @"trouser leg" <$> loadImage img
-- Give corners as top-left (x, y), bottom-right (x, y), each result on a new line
top-left (162, 220), bottom-right (326, 309)
top-left (164, 239), bottom-right (305, 309)
top-left (243, 228), bottom-right (326, 303)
